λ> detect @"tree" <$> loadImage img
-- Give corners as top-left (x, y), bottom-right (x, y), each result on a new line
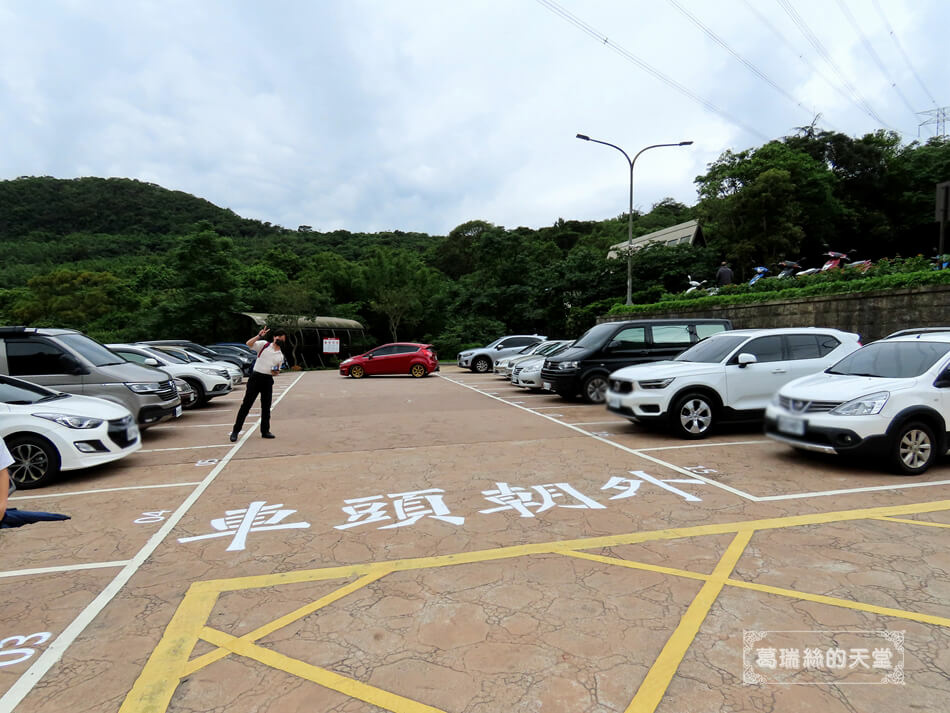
top-left (362, 247), bottom-right (444, 342)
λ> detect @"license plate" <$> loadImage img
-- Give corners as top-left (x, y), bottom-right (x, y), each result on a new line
top-left (607, 395), bottom-right (620, 409)
top-left (542, 381), bottom-right (551, 391)
top-left (778, 415), bottom-right (805, 436)
top-left (174, 405), bottom-right (183, 418)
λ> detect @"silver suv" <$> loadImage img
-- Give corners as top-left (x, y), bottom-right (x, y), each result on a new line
top-left (458, 334), bottom-right (546, 373)
top-left (0, 327), bottom-right (181, 428)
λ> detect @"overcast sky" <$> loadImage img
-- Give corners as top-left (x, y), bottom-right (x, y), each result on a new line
top-left (2, 0), bottom-right (946, 235)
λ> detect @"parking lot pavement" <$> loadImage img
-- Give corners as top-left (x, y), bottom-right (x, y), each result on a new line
top-left (1, 368), bottom-right (949, 713)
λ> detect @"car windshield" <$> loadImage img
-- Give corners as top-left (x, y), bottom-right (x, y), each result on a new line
top-left (675, 335), bottom-right (749, 363)
top-left (571, 323), bottom-right (617, 350)
top-left (154, 347), bottom-right (198, 363)
top-left (826, 341), bottom-right (950, 378)
top-left (517, 344), bottom-right (537, 355)
top-left (547, 342), bottom-right (573, 357)
top-left (145, 348), bottom-right (187, 364)
top-left (0, 376), bottom-right (68, 404)
top-left (59, 333), bottom-right (126, 366)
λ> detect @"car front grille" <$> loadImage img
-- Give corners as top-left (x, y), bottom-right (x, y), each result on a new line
top-left (156, 380), bottom-right (177, 401)
top-left (609, 379), bottom-right (633, 394)
top-left (778, 396), bottom-right (842, 413)
top-left (108, 415), bottom-right (138, 448)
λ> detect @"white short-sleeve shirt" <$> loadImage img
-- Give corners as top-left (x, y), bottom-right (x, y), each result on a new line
top-left (252, 340), bottom-right (285, 375)
top-left (2, 438), bottom-right (14, 497)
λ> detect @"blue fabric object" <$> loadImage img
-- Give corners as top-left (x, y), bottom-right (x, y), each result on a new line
top-left (1, 508), bottom-right (71, 528)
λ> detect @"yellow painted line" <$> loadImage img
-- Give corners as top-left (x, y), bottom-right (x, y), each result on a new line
top-left (626, 530), bottom-right (753, 713)
top-left (560, 550), bottom-right (709, 583)
top-left (726, 578), bottom-right (950, 628)
top-left (182, 570), bottom-right (390, 676)
top-left (201, 627), bottom-right (447, 713)
top-left (873, 516), bottom-right (950, 530)
top-left (119, 587), bottom-right (220, 713)
top-left (195, 498), bottom-right (950, 594)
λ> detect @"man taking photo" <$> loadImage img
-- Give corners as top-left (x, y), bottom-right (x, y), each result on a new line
top-left (230, 327), bottom-right (287, 442)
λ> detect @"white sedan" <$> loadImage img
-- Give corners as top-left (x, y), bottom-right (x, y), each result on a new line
top-left (0, 374), bottom-right (142, 489)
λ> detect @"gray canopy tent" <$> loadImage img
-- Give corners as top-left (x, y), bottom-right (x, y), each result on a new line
top-left (236, 312), bottom-right (366, 367)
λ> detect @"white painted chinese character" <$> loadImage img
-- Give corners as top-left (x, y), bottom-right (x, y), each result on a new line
top-left (779, 648), bottom-right (800, 669)
top-left (803, 648), bottom-right (824, 668)
top-left (826, 648), bottom-right (847, 669)
top-left (755, 647), bottom-right (777, 669)
top-left (480, 482), bottom-right (605, 518)
top-left (178, 501), bottom-right (310, 551)
top-left (848, 648), bottom-right (871, 669)
top-left (334, 490), bottom-right (464, 530)
top-left (872, 648), bottom-right (893, 669)
top-left (602, 470), bottom-right (704, 502)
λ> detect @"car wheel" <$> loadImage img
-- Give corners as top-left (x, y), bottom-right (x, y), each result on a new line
top-left (472, 356), bottom-right (491, 373)
top-left (350, 365), bottom-right (365, 379)
top-left (889, 421), bottom-right (936, 475)
top-left (671, 392), bottom-right (716, 439)
top-left (410, 364), bottom-right (427, 378)
top-left (581, 374), bottom-right (608, 404)
top-left (7, 434), bottom-right (61, 489)
top-left (184, 378), bottom-right (207, 407)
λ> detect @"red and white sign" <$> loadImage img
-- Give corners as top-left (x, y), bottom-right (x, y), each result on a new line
top-left (323, 338), bottom-right (341, 354)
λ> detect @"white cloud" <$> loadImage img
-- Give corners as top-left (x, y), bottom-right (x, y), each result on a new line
top-left (0, 0), bottom-right (945, 235)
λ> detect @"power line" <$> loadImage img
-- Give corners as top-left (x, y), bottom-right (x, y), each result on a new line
top-left (775, 0), bottom-right (896, 131)
top-left (872, 0), bottom-right (940, 110)
top-left (833, 0), bottom-right (918, 119)
top-left (534, 0), bottom-right (769, 141)
top-left (667, 0), bottom-right (814, 119)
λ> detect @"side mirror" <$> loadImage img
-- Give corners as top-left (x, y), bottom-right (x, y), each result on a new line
top-left (144, 358), bottom-right (160, 367)
top-left (935, 370), bottom-right (950, 388)
top-left (737, 353), bottom-right (757, 368)
top-left (495, 345), bottom-right (504, 350)
top-left (366, 353), bottom-right (373, 360)
top-left (59, 354), bottom-right (87, 375)
top-left (605, 340), bottom-right (621, 350)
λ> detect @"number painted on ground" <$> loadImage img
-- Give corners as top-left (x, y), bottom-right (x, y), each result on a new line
top-left (195, 458), bottom-right (220, 467)
top-left (0, 632), bottom-right (52, 667)
top-left (685, 465), bottom-right (718, 475)
top-left (134, 510), bottom-right (172, 524)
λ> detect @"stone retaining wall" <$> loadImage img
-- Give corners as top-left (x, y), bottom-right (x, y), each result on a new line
top-left (597, 284), bottom-right (950, 342)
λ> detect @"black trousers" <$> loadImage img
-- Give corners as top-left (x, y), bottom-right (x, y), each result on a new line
top-left (232, 372), bottom-right (274, 434)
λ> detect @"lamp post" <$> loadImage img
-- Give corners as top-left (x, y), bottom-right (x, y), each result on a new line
top-left (576, 134), bottom-right (693, 305)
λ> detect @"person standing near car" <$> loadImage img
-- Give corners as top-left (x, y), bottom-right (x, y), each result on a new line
top-left (229, 328), bottom-right (286, 442)
top-left (1, 438), bottom-right (14, 520)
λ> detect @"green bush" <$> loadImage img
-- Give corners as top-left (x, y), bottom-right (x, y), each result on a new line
top-left (607, 266), bottom-right (950, 316)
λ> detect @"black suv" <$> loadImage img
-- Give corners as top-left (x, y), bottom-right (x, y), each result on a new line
top-left (540, 318), bottom-right (732, 403)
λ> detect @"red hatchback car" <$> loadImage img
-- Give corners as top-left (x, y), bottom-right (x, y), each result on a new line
top-left (339, 343), bottom-right (439, 378)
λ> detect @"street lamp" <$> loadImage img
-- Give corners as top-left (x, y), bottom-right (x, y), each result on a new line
top-left (576, 134), bottom-right (693, 305)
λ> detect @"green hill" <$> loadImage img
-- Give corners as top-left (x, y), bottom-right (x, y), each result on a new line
top-left (0, 176), bottom-right (279, 239)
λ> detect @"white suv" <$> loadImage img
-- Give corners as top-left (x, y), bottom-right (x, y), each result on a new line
top-left (606, 328), bottom-right (861, 439)
top-left (766, 333), bottom-right (950, 475)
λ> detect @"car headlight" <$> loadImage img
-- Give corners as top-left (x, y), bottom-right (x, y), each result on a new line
top-left (196, 367), bottom-right (222, 376)
top-left (341, 359), bottom-right (353, 365)
top-left (34, 413), bottom-right (104, 429)
top-left (559, 361), bottom-right (579, 370)
top-left (638, 377), bottom-right (675, 389)
top-left (830, 391), bottom-right (889, 416)
top-left (125, 382), bottom-right (162, 393)
top-left (523, 364), bottom-right (541, 373)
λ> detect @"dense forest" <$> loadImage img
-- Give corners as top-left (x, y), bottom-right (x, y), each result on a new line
top-left (0, 128), bottom-right (947, 357)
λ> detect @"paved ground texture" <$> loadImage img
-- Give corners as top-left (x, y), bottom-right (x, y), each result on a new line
top-left (2, 368), bottom-right (949, 713)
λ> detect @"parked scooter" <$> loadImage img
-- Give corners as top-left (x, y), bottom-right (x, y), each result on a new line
top-left (748, 265), bottom-right (770, 285)
top-left (932, 254), bottom-right (950, 270)
top-left (685, 275), bottom-right (719, 295)
top-left (776, 258), bottom-right (805, 278)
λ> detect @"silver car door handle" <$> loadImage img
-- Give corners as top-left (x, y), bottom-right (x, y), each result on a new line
top-left (771, 369), bottom-right (787, 374)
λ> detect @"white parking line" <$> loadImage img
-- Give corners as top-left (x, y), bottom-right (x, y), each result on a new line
top-left (0, 372), bottom-right (306, 712)
top-left (446, 376), bottom-right (950, 503)
top-left (9, 482), bottom-right (203, 501)
top-left (440, 375), bottom-right (756, 501)
top-left (636, 440), bottom-right (769, 452)
top-left (568, 420), bottom-right (631, 426)
top-left (139, 444), bottom-right (232, 453)
top-left (0, 561), bottom-right (130, 580)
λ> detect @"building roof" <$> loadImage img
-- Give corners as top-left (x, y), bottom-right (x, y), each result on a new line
top-left (239, 312), bottom-right (364, 330)
top-left (607, 219), bottom-right (703, 259)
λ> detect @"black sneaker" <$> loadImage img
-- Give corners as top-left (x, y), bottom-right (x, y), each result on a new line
top-left (229, 432), bottom-right (238, 442)
top-left (261, 432), bottom-right (276, 439)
